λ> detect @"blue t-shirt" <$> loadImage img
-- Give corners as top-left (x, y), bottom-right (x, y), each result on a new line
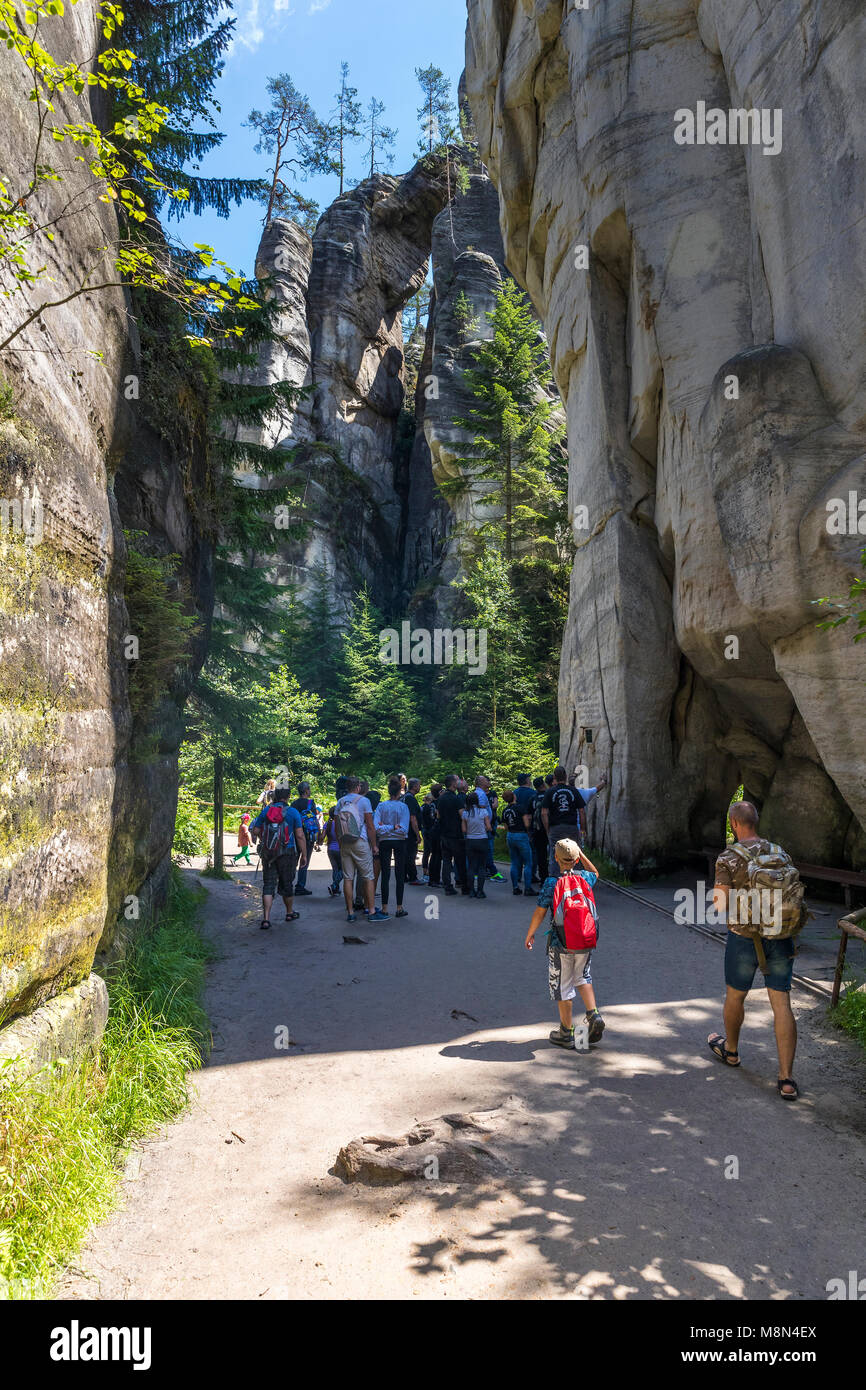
top-left (251, 801), bottom-right (303, 851)
top-left (537, 866), bottom-right (598, 909)
top-left (514, 786), bottom-right (536, 816)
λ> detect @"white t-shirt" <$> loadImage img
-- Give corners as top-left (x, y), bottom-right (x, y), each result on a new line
top-left (337, 793), bottom-right (373, 843)
top-left (374, 799), bottom-right (410, 840)
top-left (462, 807), bottom-right (489, 839)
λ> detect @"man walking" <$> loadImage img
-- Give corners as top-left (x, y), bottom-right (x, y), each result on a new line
top-left (250, 786), bottom-right (307, 930)
top-left (709, 801), bottom-right (805, 1100)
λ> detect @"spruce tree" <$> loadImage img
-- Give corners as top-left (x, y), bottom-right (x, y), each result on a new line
top-left (118, 0), bottom-right (265, 218)
top-left (446, 279), bottom-right (567, 561)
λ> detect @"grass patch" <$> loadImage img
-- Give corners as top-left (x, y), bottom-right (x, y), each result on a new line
top-left (833, 977), bottom-right (866, 1049)
top-left (0, 869), bottom-right (213, 1299)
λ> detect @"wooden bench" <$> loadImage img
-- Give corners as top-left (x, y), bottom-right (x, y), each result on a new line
top-left (831, 906), bottom-right (866, 1008)
top-left (699, 847), bottom-right (866, 911)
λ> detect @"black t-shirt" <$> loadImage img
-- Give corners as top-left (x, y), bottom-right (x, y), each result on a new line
top-left (543, 784), bottom-right (585, 827)
top-left (502, 803), bottom-right (528, 833)
top-left (367, 790), bottom-right (381, 811)
top-left (404, 793), bottom-right (421, 830)
top-left (436, 790), bottom-right (463, 837)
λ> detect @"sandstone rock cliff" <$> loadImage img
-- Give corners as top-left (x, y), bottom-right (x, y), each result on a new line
top-left (247, 157), bottom-right (513, 627)
top-left (465, 0), bottom-right (866, 867)
top-left (0, 7), bottom-right (212, 1061)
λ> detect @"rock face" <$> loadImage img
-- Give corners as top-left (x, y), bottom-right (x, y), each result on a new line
top-left (465, 0), bottom-right (866, 868)
top-left (248, 159), bottom-right (512, 625)
top-left (0, 5), bottom-right (212, 1055)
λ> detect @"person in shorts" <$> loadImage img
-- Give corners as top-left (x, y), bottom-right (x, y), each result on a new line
top-left (249, 788), bottom-right (306, 930)
top-left (334, 776), bottom-right (388, 924)
top-left (709, 800), bottom-right (800, 1100)
top-left (525, 838), bottom-right (605, 1048)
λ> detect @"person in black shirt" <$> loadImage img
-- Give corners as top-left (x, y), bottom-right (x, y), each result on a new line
top-left (541, 766), bottom-right (586, 875)
top-left (437, 773), bottom-right (468, 894)
top-left (404, 778), bottom-right (423, 884)
top-left (530, 775), bottom-right (548, 883)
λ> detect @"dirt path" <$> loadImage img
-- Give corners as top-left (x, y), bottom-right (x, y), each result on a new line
top-left (61, 861), bottom-right (866, 1301)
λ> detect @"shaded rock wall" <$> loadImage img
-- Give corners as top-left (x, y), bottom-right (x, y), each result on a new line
top-left (0, 5), bottom-right (212, 1047)
top-left (465, 0), bottom-right (866, 867)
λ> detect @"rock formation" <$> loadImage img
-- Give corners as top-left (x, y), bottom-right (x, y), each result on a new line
top-left (0, 7), bottom-right (213, 1066)
top-left (465, 0), bottom-right (866, 868)
top-left (247, 158), bottom-right (512, 626)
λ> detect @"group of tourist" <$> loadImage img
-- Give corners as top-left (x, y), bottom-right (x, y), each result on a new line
top-left (238, 768), bottom-right (807, 1100)
top-left (241, 765), bottom-right (608, 927)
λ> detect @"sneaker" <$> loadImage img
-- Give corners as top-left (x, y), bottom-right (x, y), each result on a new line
top-left (444, 887), bottom-right (457, 896)
top-left (524, 888), bottom-right (538, 897)
top-left (490, 872), bottom-right (505, 881)
top-left (549, 1025), bottom-right (575, 1049)
top-left (295, 886), bottom-right (313, 896)
top-left (346, 913), bottom-right (357, 924)
top-left (476, 889), bottom-right (487, 899)
top-left (368, 909), bottom-right (389, 922)
top-left (586, 1010), bottom-right (605, 1044)
top-left (512, 887), bottom-right (522, 896)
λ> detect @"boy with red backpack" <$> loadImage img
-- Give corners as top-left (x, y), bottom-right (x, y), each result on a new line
top-left (525, 837), bottom-right (605, 1048)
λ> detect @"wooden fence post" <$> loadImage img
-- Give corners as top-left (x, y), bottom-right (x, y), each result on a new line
top-left (214, 755), bottom-right (224, 872)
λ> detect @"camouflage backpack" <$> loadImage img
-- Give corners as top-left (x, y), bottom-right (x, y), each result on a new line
top-left (728, 842), bottom-right (807, 971)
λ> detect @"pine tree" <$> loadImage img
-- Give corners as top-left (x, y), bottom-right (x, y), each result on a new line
top-left (364, 97), bottom-right (398, 179)
top-left (328, 62), bottom-right (363, 196)
top-left (415, 65), bottom-right (456, 155)
top-left (246, 74), bottom-right (332, 226)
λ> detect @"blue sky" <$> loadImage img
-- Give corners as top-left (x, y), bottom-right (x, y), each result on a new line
top-left (177, 0), bottom-right (470, 276)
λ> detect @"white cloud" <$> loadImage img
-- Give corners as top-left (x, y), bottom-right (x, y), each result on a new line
top-left (233, 0), bottom-right (265, 51)
top-left (308, 0), bottom-right (331, 12)
top-left (273, 0), bottom-right (295, 11)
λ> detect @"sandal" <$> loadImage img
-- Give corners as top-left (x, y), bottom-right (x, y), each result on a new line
top-left (285, 911), bottom-right (300, 922)
top-left (260, 919), bottom-right (271, 931)
top-left (777, 1077), bottom-right (799, 1101)
top-left (708, 1033), bottom-right (740, 1066)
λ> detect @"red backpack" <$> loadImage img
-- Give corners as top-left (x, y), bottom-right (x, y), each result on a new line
top-left (258, 803), bottom-right (296, 861)
top-left (550, 872), bottom-right (599, 951)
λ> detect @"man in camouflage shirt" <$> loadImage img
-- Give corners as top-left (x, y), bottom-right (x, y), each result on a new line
top-left (709, 800), bottom-right (799, 1100)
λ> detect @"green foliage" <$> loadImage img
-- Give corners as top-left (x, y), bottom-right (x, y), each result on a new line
top-left (453, 288), bottom-right (478, 342)
top-left (328, 586), bottom-right (422, 773)
top-left (415, 64), bottom-right (456, 154)
top-left (123, 531), bottom-right (199, 722)
top-left (0, 1), bottom-right (258, 354)
top-left (326, 62), bottom-right (362, 196)
top-left (172, 785), bottom-right (211, 860)
top-left (448, 278), bottom-right (568, 562)
top-left (117, 0), bottom-right (265, 219)
top-left (834, 973), bottom-right (866, 1049)
top-left (363, 96), bottom-right (398, 180)
top-left (815, 547), bottom-right (866, 643)
top-left (0, 377), bottom-right (15, 421)
top-left (474, 712), bottom-right (557, 787)
top-left (0, 870), bottom-right (212, 1298)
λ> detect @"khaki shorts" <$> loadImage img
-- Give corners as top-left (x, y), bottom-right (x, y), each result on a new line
top-left (340, 838), bottom-right (374, 883)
